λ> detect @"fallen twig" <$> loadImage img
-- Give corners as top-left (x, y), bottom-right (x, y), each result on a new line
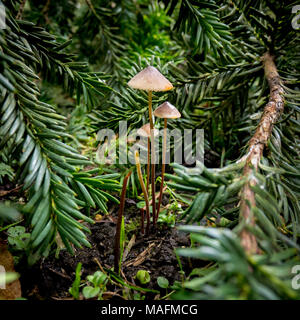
top-left (0, 185), bottom-right (23, 197)
top-left (122, 234), bottom-right (136, 262)
top-left (239, 52), bottom-right (285, 254)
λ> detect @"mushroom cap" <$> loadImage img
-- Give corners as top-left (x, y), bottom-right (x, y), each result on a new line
top-left (154, 101), bottom-right (181, 119)
top-left (128, 66), bottom-right (173, 92)
top-left (137, 123), bottom-right (159, 137)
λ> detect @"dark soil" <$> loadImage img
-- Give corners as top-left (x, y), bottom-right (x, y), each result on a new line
top-left (19, 199), bottom-right (200, 300)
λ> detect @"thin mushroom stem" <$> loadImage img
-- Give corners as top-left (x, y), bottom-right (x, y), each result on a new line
top-left (148, 91), bottom-right (154, 129)
top-left (156, 118), bottom-right (167, 222)
top-left (148, 90), bottom-right (156, 225)
top-left (146, 137), bottom-right (150, 194)
top-left (153, 101), bottom-right (181, 222)
top-left (135, 150), bottom-right (150, 235)
top-left (114, 170), bottom-right (132, 274)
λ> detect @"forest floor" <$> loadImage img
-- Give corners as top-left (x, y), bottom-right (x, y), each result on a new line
top-left (18, 199), bottom-right (202, 300)
top-left (1, 154), bottom-right (220, 300)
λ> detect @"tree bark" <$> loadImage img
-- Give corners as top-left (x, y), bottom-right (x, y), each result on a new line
top-left (239, 52), bottom-right (285, 254)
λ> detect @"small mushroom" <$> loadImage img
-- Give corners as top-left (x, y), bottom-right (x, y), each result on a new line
top-left (137, 123), bottom-right (159, 138)
top-left (128, 66), bottom-right (173, 92)
top-left (153, 101), bottom-right (181, 119)
top-left (128, 67), bottom-right (173, 225)
top-left (154, 101), bottom-right (181, 221)
top-left (137, 123), bottom-right (159, 224)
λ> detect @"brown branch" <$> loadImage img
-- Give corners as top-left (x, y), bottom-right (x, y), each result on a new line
top-left (239, 52), bottom-right (285, 254)
top-left (0, 185), bottom-right (22, 197)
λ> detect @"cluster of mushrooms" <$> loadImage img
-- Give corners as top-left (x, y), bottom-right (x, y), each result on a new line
top-left (128, 66), bottom-right (181, 234)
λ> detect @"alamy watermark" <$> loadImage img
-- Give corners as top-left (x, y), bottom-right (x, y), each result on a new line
top-left (0, 265), bottom-right (6, 289)
top-left (292, 5), bottom-right (300, 30)
top-left (0, 1), bottom-right (6, 30)
top-left (291, 265), bottom-right (300, 290)
top-left (96, 121), bottom-right (204, 172)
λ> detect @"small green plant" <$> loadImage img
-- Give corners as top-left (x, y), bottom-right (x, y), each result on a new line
top-left (118, 216), bottom-right (126, 273)
top-left (6, 223), bottom-right (46, 266)
top-left (69, 265), bottom-right (157, 300)
top-left (156, 276), bottom-right (183, 300)
top-left (133, 292), bottom-right (146, 300)
top-left (156, 187), bottom-right (183, 227)
top-left (82, 271), bottom-right (108, 300)
top-left (69, 263), bottom-right (108, 300)
top-left (7, 226), bottom-right (31, 264)
top-left (157, 276), bottom-right (169, 289)
top-left (7, 226), bottom-right (30, 251)
top-left (69, 263), bottom-right (82, 300)
top-left (136, 270), bottom-right (151, 285)
top-left (105, 267), bottom-right (159, 298)
top-left (157, 209), bottom-right (176, 227)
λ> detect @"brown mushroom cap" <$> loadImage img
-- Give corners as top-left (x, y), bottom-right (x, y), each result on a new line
top-left (128, 66), bottom-right (173, 92)
top-left (137, 123), bottom-right (159, 137)
top-left (154, 101), bottom-right (181, 119)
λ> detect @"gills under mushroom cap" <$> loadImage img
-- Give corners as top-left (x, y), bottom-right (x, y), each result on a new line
top-left (154, 101), bottom-right (181, 119)
top-left (128, 66), bottom-right (173, 92)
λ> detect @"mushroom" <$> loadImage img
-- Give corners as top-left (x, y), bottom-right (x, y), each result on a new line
top-left (137, 123), bottom-right (159, 224)
top-left (134, 150), bottom-right (150, 235)
top-left (137, 123), bottom-right (159, 193)
top-left (128, 66), bottom-right (173, 225)
top-left (153, 101), bottom-right (181, 221)
top-left (128, 66), bottom-right (173, 92)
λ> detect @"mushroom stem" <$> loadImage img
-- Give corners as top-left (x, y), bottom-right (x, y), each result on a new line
top-left (135, 150), bottom-right (150, 235)
top-left (148, 90), bottom-right (156, 225)
top-left (156, 118), bottom-right (167, 222)
top-left (146, 137), bottom-right (150, 194)
top-left (148, 90), bottom-right (154, 129)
